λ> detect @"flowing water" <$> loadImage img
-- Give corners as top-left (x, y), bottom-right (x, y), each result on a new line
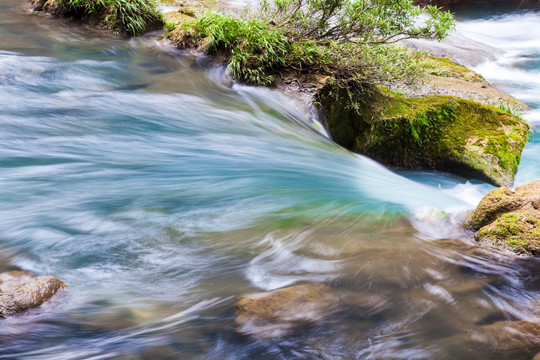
top-left (0, 1), bottom-right (539, 359)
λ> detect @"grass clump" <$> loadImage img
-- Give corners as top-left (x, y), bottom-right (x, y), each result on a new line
top-left (190, 12), bottom-right (290, 84)
top-left (495, 102), bottom-right (526, 120)
top-left (34, 0), bottom-right (163, 36)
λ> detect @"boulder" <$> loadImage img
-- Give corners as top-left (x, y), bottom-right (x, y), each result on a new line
top-left (319, 85), bottom-right (529, 187)
top-left (235, 283), bottom-right (336, 340)
top-left (0, 271), bottom-right (67, 318)
top-left (464, 179), bottom-right (540, 256)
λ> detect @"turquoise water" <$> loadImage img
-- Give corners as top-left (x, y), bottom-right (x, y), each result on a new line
top-left (0, 1), bottom-right (538, 359)
top-left (458, 11), bottom-right (540, 186)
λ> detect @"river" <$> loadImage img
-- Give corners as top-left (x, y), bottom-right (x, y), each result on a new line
top-left (0, 0), bottom-right (538, 359)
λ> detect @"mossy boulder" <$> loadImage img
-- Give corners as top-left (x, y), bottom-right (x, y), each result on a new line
top-left (0, 270), bottom-right (67, 318)
top-left (318, 84), bottom-right (529, 186)
top-left (464, 179), bottom-right (540, 256)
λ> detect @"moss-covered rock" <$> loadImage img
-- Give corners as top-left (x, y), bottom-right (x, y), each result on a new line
top-left (464, 179), bottom-right (540, 256)
top-left (318, 84), bottom-right (529, 186)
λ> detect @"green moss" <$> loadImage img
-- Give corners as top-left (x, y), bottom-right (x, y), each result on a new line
top-left (477, 211), bottom-right (540, 255)
top-left (319, 84), bottom-right (529, 186)
top-left (421, 54), bottom-right (485, 83)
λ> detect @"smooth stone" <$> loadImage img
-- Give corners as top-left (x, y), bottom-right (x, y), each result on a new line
top-left (0, 270), bottom-right (36, 293)
top-left (0, 275), bottom-right (67, 318)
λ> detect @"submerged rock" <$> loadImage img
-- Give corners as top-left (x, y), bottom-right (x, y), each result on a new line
top-left (480, 320), bottom-right (540, 358)
top-left (0, 270), bottom-right (67, 318)
top-left (319, 85), bottom-right (529, 186)
top-left (464, 179), bottom-right (540, 256)
top-left (235, 283), bottom-right (391, 340)
top-left (235, 283), bottom-right (336, 340)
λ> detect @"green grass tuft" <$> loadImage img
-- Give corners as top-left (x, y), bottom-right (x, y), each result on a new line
top-left (57, 0), bottom-right (163, 35)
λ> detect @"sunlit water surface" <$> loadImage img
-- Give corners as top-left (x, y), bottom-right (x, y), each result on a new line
top-left (0, 1), bottom-right (538, 359)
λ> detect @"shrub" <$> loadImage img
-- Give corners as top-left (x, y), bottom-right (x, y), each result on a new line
top-left (175, 0), bottom-right (455, 91)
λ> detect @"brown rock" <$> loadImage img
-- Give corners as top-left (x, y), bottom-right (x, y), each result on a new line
top-left (0, 275), bottom-right (67, 318)
top-left (31, 0), bottom-right (46, 11)
top-left (466, 179), bottom-right (540, 231)
top-left (464, 179), bottom-right (540, 256)
top-left (340, 293), bottom-right (390, 315)
top-left (235, 283), bottom-right (336, 340)
top-left (0, 270), bottom-right (37, 293)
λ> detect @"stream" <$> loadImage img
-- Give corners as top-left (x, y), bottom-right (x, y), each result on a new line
top-left (0, 0), bottom-right (539, 359)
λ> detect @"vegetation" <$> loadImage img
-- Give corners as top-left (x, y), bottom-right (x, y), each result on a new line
top-left (167, 0), bottom-right (455, 87)
top-left (421, 54), bottom-right (485, 82)
top-left (495, 102), bottom-right (526, 120)
top-left (33, 0), bottom-right (163, 35)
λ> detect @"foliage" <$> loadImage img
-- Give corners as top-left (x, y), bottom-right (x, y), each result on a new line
top-left (182, 0), bottom-right (454, 88)
top-left (57, 0), bottom-right (163, 35)
top-left (187, 12), bottom-right (289, 84)
top-left (256, 0), bottom-right (454, 44)
top-left (495, 102), bottom-right (525, 120)
top-left (176, 0), bottom-right (454, 88)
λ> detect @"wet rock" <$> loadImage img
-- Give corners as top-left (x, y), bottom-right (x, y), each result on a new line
top-left (435, 319), bottom-right (540, 359)
top-left (340, 293), bottom-right (390, 316)
top-left (319, 85), bottom-right (529, 187)
top-left (0, 270), bottom-right (37, 293)
top-left (480, 320), bottom-right (540, 358)
top-left (464, 179), bottom-right (540, 256)
top-left (0, 272), bottom-right (67, 318)
top-left (235, 283), bottom-right (336, 340)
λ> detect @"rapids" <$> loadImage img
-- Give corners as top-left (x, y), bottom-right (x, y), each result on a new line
top-left (0, 1), bottom-right (538, 359)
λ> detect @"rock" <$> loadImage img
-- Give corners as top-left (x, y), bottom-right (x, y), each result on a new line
top-left (0, 273), bottom-right (67, 318)
top-left (399, 56), bottom-right (528, 112)
top-left (31, 0), bottom-right (46, 11)
top-left (0, 270), bottom-right (37, 293)
top-left (464, 179), bottom-right (540, 256)
top-left (437, 319), bottom-right (540, 359)
top-left (480, 320), bottom-right (540, 357)
top-left (319, 85), bottom-right (529, 187)
top-left (32, 0), bottom-right (69, 16)
top-left (340, 292), bottom-right (390, 316)
top-left (235, 283), bottom-right (336, 340)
